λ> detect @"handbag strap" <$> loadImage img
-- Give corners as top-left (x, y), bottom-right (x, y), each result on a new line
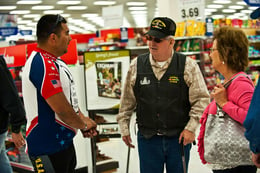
top-left (223, 73), bottom-right (249, 89)
top-left (216, 73), bottom-right (249, 111)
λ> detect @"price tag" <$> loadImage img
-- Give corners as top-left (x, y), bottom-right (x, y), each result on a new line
top-left (178, 0), bottom-right (204, 20)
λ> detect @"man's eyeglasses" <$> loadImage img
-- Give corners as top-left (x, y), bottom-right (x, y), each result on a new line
top-left (48, 14), bottom-right (64, 35)
top-left (210, 48), bottom-right (218, 53)
top-left (146, 36), bottom-right (165, 43)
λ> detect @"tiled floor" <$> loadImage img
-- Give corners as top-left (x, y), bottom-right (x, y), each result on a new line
top-left (97, 113), bottom-right (260, 173)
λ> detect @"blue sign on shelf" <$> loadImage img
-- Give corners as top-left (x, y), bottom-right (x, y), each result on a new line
top-left (0, 27), bottom-right (18, 36)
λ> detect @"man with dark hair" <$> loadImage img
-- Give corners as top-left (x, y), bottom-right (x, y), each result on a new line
top-left (117, 17), bottom-right (210, 173)
top-left (0, 55), bottom-right (26, 173)
top-left (22, 14), bottom-right (97, 173)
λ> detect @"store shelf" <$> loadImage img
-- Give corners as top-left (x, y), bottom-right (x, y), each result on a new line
top-left (96, 160), bottom-right (119, 173)
top-left (175, 36), bottom-right (208, 40)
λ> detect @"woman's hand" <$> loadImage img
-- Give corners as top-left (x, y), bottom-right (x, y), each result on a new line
top-left (211, 83), bottom-right (228, 108)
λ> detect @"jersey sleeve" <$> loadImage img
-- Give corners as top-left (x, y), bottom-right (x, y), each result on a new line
top-left (29, 53), bottom-right (63, 99)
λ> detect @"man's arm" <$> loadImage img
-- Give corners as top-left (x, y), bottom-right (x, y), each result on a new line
top-left (46, 92), bottom-right (96, 131)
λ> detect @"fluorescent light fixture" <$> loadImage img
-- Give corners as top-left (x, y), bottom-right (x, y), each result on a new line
top-left (17, 0), bottom-right (42, 4)
top-left (249, 7), bottom-right (259, 10)
top-left (0, 6), bottom-right (17, 10)
top-left (17, 20), bottom-right (32, 24)
top-left (213, 0), bottom-right (231, 4)
top-left (226, 15), bottom-right (237, 19)
top-left (93, 1), bottom-right (116, 5)
top-left (43, 10), bottom-right (64, 14)
top-left (23, 14), bottom-right (41, 18)
top-left (229, 5), bottom-right (244, 9)
top-left (205, 8), bottom-right (217, 12)
top-left (234, 13), bottom-right (244, 16)
top-left (240, 10), bottom-right (253, 14)
top-left (26, 22), bottom-right (37, 26)
top-left (61, 14), bottom-right (71, 18)
top-left (207, 4), bottom-right (224, 9)
top-left (32, 6), bottom-right (54, 10)
top-left (82, 13), bottom-right (99, 18)
top-left (205, 12), bottom-right (212, 16)
top-left (10, 10), bottom-right (30, 14)
top-left (130, 11), bottom-right (147, 14)
top-left (128, 7), bottom-right (147, 10)
top-left (126, 2), bottom-right (146, 6)
top-left (67, 6), bottom-right (87, 10)
top-left (222, 9), bottom-right (236, 13)
top-left (212, 14), bottom-right (225, 19)
top-left (57, 1), bottom-right (81, 5)
top-left (236, 1), bottom-right (247, 5)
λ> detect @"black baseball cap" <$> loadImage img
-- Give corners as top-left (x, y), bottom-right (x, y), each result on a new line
top-left (250, 7), bottom-right (260, 19)
top-left (146, 17), bottom-right (176, 38)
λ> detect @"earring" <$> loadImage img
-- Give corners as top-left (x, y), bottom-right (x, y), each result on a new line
top-left (222, 61), bottom-right (225, 64)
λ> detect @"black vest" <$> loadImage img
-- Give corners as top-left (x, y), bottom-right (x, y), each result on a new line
top-left (134, 52), bottom-right (190, 138)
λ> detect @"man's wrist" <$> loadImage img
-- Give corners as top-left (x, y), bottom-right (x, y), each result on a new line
top-left (82, 124), bottom-right (88, 131)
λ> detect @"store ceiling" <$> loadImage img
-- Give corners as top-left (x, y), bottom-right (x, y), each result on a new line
top-left (0, 0), bottom-right (258, 35)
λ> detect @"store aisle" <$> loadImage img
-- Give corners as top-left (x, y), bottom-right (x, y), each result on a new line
top-left (98, 113), bottom-right (260, 173)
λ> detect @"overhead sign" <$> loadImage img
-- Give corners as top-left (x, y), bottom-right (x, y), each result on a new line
top-left (178, 0), bottom-right (205, 20)
top-left (0, 14), bottom-right (18, 36)
top-left (102, 4), bottom-right (123, 28)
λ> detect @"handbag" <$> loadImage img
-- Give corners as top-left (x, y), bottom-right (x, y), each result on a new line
top-left (204, 74), bottom-right (253, 165)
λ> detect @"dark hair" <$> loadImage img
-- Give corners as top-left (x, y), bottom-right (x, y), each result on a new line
top-left (213, 26), bottom-right (249, 72)
top-left (36, 14), bottom-right (67, 44)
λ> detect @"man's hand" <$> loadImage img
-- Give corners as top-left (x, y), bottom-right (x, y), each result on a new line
top-left (81, 116), bottom-right (97, 138)
top-left (122, 135), bottom-right (135, 148)
top-left (179, 129), bottom-right (195, 146)
top-left (12, 132), bottom-right (26, 148)
top-left (252, 153), bottom-right (260, 168)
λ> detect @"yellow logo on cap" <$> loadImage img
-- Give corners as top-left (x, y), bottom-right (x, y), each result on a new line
top-left (168, 76), bottom-right (179, 83)
top-left (151, 19), bottom-right (166, 30)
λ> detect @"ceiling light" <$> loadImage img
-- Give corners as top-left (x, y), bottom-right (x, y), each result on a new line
top-left (126, 2), bottom-right (147, 6)
top-left (222, 9), bottom-right (236, 13)
top-left (10, 10), bottom-right (30, 14)
top-left (205, 8), bottom-right (217, 12)
top-left (93, 1), bottom-right (116, 5)
top-left (130, 11), bottom-right (147, 14)
top-left (205, 12), bottom-right (212, 16)
top-left (17, 0), bottom-right (42, 4)
top-left (249, 7), bottom-right (259, 10)
top-left (236, 1), bottom-right (247, 5)
top-left (57, 1), bottom-right (81, 5)
top-left (0, 6), bottom-right (17, 10)
top-left (207, 4), bottom-right (224, 8)
top-left (32, 6), bottom-right (54, 10)
top-left (229, 5), bottom-right (244, 9)
top-left (17, 20), bottom-right (32, 24)
top-left (82, 13), bottom-right (99, 18)
top-left (23, 14), bottom-right (41, 18)
top-left (212, 14), bottom-right (225, 19)
top-left (67, 6), bottom-right (87, 10)
top-left (128, 7), bottom-right (147, 10)
top-left (43, 10), bottom-right (64, 14)
top-left (240, 10), bottom-right (253, 14)
top-left (213, 0), bottom-right (231, 4)
top-left (61, 14), bottom-right (71, 18)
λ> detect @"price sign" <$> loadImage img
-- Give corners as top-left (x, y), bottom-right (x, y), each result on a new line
top-left (178, 0), bottom-right (204, 20)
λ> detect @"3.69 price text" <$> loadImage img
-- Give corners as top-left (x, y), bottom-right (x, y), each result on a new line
top-left (181, 8), bottom-right (199, 18)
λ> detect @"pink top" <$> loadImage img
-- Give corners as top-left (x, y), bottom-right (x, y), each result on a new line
top-left (197, 72), bottom-right (255, 164)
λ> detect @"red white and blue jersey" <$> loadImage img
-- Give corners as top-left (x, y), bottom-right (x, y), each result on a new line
top-left (22, 48), bottom-right (79, 156)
